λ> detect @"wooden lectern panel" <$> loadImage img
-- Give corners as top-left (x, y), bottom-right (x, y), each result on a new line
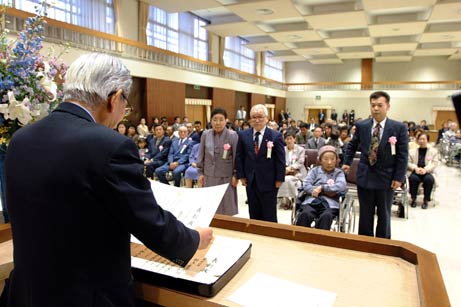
top-left (0, 217), bottom-right (450, 307)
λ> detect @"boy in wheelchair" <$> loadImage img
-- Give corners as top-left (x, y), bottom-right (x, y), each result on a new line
top-left (294, 146), bottom-right (347, 230)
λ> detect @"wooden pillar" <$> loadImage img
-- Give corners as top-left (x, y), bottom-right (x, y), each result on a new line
top-left (361, 59), bottom-right (373, 90)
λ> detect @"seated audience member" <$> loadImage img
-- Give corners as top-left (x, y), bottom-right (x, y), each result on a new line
top-left (296, 123), bottom-right (312, 145)
top-left (325, 127), bottom-right (343, 161)
top-left (172, 116), bottom-right (181, 131)
top-left (166, 126), bottom-right (177, 141)
top-left (116, 122), bottom-right (127, 135)
top-left (137, 118), bottom-right (149, 137)
top-left (443, 122), bottom-right (458, 139)
top-left (296, 146), bottom-right (346, 230)
top-left (449, 129), bottom-right (461, 161)
top-left (408, 133), bottom-right (438, 209)
top-left (242, 121), bottom-right (251, 130)
top-left (349, 124), bottom-right (356, 139)
top-left (184, 143), bottom-right (202, 188)
top-left (323, 123), bottom-right (333, 139)
top-left (307, 127), bottom-right (326, 149)
top-left (127, 124), bottom-right (138, 142)
top-left (137, 137), bottom-right (149, 161)
top-left (186, 122), bottom-right (200, 144)
top-left (156, 126), bottom-right (193, 186)
top-left (420, 120), bottom-right (429, 131)
top-left (286, 119), bottom-right (300, 135)
top-left (308, 117), bottom-right (316, 131)
top-left (145, 124), bottom-right (172, 178)
top-left (436, 121), bottom-right (449, 144)
top-left (278, 133), bottom-right (308, 209)
top-left (339, 126), bottom-right (350, 147)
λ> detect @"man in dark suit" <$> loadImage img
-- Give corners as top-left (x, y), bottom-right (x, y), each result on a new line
top-left (156, 126), bottom-right (193, 186)
top-left (236, 104), bottom-right (285, 222)
top-left (4, 53), bottom-right (212, 307)
top-left (342, 91), bottom-right (408, 239)
top-left (145, 124), bottom-right (171, 178)
top-left (307, 127), bottom-right (326, 149)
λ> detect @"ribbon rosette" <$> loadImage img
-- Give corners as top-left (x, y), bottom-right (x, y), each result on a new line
top-left (266, 141), bottom-right (274, 159)
top-left (426, 156), bottom-right (432, 161)
top-left (180, 144), bottom-right (187, 154)
top-left (159, 145), bottom-right (163, 151)
top-left (223, 143), bottom-right (231, 159)
top-left (388, 136), bottom-right (397, 155)
top-left (327, 179), bottom-right (335, 186)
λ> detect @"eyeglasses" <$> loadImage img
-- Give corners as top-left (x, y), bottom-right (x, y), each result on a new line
top-left (108, 90), bottom-right (132, 116)
top-left (251, 115), bottom-right (266, 121)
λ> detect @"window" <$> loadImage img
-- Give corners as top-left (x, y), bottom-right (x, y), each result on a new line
top-left (264, 52), bottom-right (284, 82)
top-left (146, 6), bottom-right (208, 61)
top-left (223, 36), bottom-right (255, 74)
top-left (13, 0), bottom-right (115, 34)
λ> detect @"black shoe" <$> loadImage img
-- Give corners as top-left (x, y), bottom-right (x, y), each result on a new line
top-left (422, 201), bottom-right (428, 209)
top-left (410, 199), bottom-right (417, 208)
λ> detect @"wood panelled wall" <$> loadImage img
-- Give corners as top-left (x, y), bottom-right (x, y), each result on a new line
top-left (146, 79), bottom-right (185, 126)
top-left (275, 97), bottom-right (286, 122)
top-left (212, 88), bottom-right (236, 120)
top-left (125, 76), bottom-right (145, 125)
top-left (250, 93), bottom-right (265, 107)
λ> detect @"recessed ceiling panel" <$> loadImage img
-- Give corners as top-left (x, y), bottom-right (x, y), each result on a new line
top-left (293, 47), bottom-right (335, 56)
top-left (226, 0), bottom-right (302, 22)
top-left (413, 48), bottom-right (457, 56)
top-left (204, 22), bottom-right (265, 36)
top-left (337, 51), bottom-right (375, 59)
top-left (325, 37), bottom-right (372, 47)
top-left (420, 31), bottom-right (461, 43)
top-left (375, 56), bottom-right (412, 62)
top-left (309, 58), bottom-right (343, 64)
top-left (429, 3), bottom-right (461, 23)
top-left (269, 30), bottom-right (321, 42)
top-left (304, 11), bottom-right (368, 30)
top-left (369, 22), bottom-right (426, 37)
top-left (244, 42), bottom-right (291, 52)
top-left (373, 43), bottom-right (418, 52)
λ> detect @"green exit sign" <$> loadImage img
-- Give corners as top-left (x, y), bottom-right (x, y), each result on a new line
top-left (193, 85), bottom-right (201, 90)
top-left (315, 95), bottom-right (321, 100)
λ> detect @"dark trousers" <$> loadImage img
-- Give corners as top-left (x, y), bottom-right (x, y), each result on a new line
top-left (409, 172), bottom-right (434, 201)
top-left (145, 160), bottom-right (164, 178)
top-left (297, 204), bottom-right (338, 230)
top-left (357, 186), bottom-right (394, 239)
top-left (246, 180), bottom-right (278, 223)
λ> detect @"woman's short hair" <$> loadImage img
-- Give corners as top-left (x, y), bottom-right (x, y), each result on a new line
top-left (417, 132), bottom-right (430, 141)
top-left (63, 53), bottom-right (132, 109)
top-left (284, 132), bottom-right (296, 139)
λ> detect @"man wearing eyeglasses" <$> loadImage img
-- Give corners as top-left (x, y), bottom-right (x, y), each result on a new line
top-left (4, 53), bottom-right (213, 306)
top-left (236, 104), bottom-right (286, 222)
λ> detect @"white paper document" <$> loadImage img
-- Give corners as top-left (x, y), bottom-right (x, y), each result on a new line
top-left (150, 180), bottom-right (228, 228)
top-left (131, 235), bottom-right (251, 285)
top-left (228, 272), bottom-right (336, 307)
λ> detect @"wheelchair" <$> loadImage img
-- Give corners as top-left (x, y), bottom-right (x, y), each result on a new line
top-left (291, 188), bottom-right (356, 234)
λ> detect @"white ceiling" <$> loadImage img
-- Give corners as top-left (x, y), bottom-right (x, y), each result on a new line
top-left (149, 0), bottom-right (461, 64)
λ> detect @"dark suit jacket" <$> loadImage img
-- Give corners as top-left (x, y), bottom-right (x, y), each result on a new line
top-left (453, 92), bottom-right (461, 125)
top-left (236, 128), bottom-right (285, 192)
top-left (147, 135), bottom-right (171, 163)
top-left (343, 117), bottom-right (408, 189)
top-left (5, 102), bottom-right (199, 307)
top-left (168, 137), bottom-right (193, 165)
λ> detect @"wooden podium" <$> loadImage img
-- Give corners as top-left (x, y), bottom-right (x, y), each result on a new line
top-left (0, 216), bottom-right (451, 307)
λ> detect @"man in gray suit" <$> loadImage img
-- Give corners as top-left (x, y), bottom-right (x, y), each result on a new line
top-left (307, 127), bottom-right (326, 149)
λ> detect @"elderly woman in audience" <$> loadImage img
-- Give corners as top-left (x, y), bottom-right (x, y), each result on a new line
top-left (408, 133), bottom-right (438, 209)
top-left (137, 118), bottom-right (149, 137)
top-left (197, 108), bottom-right (239, 215)
top-left (277, 132), bottom-right (308, 210)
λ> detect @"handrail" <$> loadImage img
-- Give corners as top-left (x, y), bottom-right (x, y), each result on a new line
top-left (5, 7), bottom-right (461, 92)
top-left (4, 7), bottom-right (285, 89)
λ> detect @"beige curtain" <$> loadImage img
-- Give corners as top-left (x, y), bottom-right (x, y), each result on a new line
top-left (138, 1), bottom-right (150, 44)
top-left (113, 0), bottom-right (122, 36)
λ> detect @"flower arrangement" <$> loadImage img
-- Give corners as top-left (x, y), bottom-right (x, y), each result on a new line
top-left (223, 143), bottom-right (230, 159)
top-left (266, 140), bottom-right (273, 159)
top-left (0, 2), bottom-right (68, 146)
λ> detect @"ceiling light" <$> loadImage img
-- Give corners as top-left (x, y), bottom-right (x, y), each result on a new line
top-left (392, 28), bottom-right (400, 31)
top-left (255, 8), bottom-right (274, 16)
top-left (441, 34), bottom-right (454, 39)
top-left (457, 9), bottom-right (461, 15)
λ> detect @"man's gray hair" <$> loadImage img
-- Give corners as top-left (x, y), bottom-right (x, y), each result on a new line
top-left (63, 53), bottom-right (132, 108)
top-left (251, 104), bottom-right (268, 117)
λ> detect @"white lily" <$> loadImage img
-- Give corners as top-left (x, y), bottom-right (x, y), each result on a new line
top-left (6, 91), bottom-right (33, 126)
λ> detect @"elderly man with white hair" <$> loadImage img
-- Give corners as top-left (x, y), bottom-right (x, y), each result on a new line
top-left (236, 104), bottom-right (286, 222)
top-left (4, 53), bottom-right (212, 306)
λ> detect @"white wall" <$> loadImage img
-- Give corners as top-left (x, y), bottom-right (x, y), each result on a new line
top-left (286, 90), bottom-right (456, 125)
top-left (285, 60), bottom-right (362, 83)
top-left (374, 57), bottom-right (461, 82)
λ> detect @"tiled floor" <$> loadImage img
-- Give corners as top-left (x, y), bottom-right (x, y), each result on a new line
top-left (235, 163), bottom-right (461, 307)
